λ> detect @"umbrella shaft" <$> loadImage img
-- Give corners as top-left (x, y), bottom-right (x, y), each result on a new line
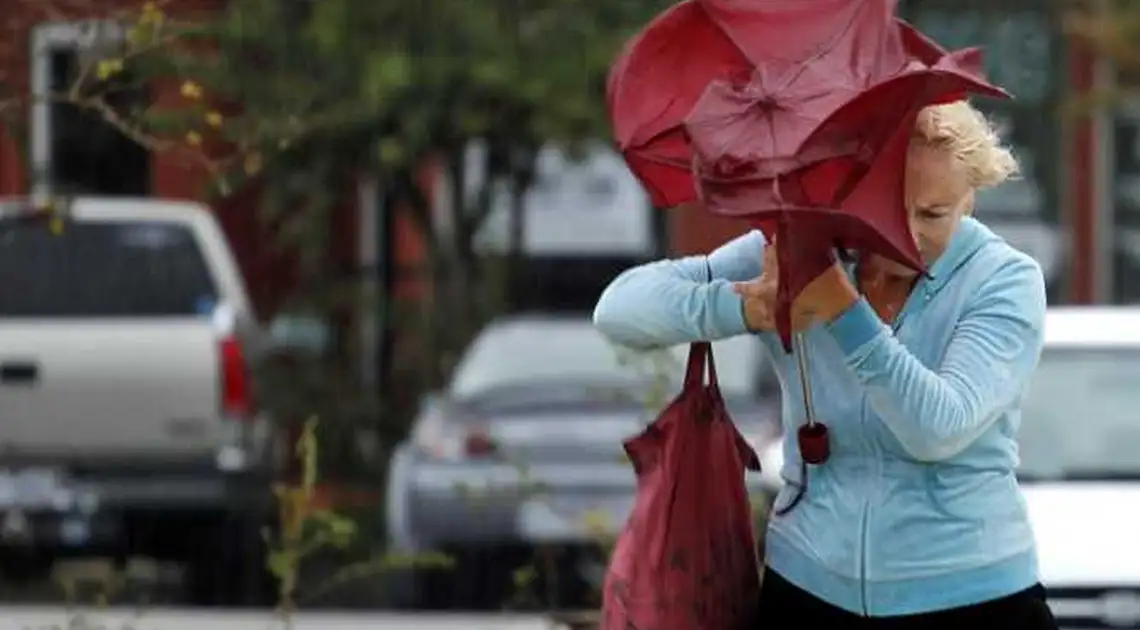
top-left (793, 333), bottom-right (816, 426)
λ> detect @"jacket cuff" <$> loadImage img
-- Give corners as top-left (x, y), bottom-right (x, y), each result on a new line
top-left (826, 298), bottom-right (885, 356)
top-left (710, 281), bottom-right (749, 337)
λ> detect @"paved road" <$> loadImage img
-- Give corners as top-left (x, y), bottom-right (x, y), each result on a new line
top-left (0, 607), bottom-right (568, 630)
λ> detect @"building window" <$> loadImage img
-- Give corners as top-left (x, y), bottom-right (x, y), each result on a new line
top-left (30, 22), bottom-right (150, 198)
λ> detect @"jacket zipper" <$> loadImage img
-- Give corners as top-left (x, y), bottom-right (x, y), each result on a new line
top-left (857, 275), bottom-right (928, 615)
top-left (859, 496), bottom-right (871, 614)
top-left (859, 384), bottom-right (880, 616)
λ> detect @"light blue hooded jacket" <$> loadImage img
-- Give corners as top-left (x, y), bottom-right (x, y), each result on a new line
top-left (592, 217), bottom-right (1048, 616)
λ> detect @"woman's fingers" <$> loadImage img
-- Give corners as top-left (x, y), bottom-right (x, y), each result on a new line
top-left (734, 277), bottom-right (774, 299)
top-left (734, 276), bottom-right (779, 332)
top-left (734, 269), bottom-right (819, 333)
top-left (733, 280), bottom-right (758, 296)
top-left (762, 242), bottom-right (778, 272)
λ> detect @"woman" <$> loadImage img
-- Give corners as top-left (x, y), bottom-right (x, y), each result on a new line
top-left (593, 101), bottom-right (1058, 630)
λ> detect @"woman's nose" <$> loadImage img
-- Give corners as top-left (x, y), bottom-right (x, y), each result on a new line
top-left (907, 219), bottom-right (922, 244)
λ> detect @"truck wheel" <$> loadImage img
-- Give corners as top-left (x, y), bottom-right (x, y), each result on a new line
top-left (0, 546), bottom-right (51, 583)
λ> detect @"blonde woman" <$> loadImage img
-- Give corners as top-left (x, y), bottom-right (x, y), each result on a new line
top-left (593, 102), bottom-right (1059, 630)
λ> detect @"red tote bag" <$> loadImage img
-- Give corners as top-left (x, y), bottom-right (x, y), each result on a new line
top-left (601, 341), bottom-right (762, 630)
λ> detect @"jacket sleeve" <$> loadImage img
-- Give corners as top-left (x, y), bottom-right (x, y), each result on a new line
top-left (592, 230), bottom-right (766, 350)
top-left (825, 255), bottom-right (1047, 462)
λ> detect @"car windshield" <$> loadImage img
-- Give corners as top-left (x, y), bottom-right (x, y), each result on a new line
top-left (1018, 347), bottom-right (1140, 479)
top-left (448, 318), bottom-right (764, 400)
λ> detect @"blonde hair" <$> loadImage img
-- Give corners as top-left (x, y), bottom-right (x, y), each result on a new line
top-left (913, 101), bottom-right (1019, 190)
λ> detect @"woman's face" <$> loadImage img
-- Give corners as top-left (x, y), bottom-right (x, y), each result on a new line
top-left (869, 140), bottom-right (974, 278)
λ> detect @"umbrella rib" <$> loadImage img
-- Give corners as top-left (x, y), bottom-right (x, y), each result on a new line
top-left (633, 95), bottom-right (688, 147)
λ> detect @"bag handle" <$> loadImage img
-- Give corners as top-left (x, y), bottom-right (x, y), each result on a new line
top-left (684, 341), bottom-right (707, 389)
top-left (683, 341), bottom-right (719, 390)
top-left (683, 256), bottom-right (721, 390)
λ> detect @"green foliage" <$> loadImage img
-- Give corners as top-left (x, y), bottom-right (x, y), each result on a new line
top-left (1, 0), bottom-right (693, 611)
top-left (110, 0), bottom-right (668, 207)
top-left (112, 0), bottom-right (670, 392)
top-left (1, 0), bottom-right (674, 387)
top-left (1067, 1), bottom-right (1140, 82)
top-left (265, 417), bottom-right (356, 611)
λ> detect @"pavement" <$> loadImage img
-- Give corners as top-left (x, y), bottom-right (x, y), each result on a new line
top-left (0, 607), bottom-right (570, 630)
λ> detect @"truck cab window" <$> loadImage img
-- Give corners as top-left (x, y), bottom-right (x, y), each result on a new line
top-left (0, 221), bottom-right (217, 317)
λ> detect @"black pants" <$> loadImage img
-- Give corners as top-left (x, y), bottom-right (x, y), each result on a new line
top-left (757, 568), bottom-right (1058, 630)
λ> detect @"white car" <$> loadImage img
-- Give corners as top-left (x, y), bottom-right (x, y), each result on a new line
top-left (758, 306), bottom-right (1140, 628)
top-left (384, 314), bottom-right (783, 609)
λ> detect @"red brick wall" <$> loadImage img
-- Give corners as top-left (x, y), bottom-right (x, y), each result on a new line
top-left (0, 131), bottom-right (24, 195)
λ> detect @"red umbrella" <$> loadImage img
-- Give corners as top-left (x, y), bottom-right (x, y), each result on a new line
top-left (606, 1), bottom-right (752, 208)
top-left (607, 0), bottom-right (1011, 469)
top-left (605, 0), bottom-right (975, 212)
top-left (677, 1), bottom-right (1008, 350)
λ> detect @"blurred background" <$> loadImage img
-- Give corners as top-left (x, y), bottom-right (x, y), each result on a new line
top-left (0, 0), bottom-right (1138, 627)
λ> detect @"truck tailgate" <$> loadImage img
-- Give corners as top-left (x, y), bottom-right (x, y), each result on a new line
top-left (0, 320), bottom-right (220, 459)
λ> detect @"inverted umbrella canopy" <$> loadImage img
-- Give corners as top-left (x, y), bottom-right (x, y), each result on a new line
top-left (605, 1), bottom-right (752, 208)
top-left (678, 0), bottom-right (1009, 350)
top-left (605, 0), bottom-right (973, 213)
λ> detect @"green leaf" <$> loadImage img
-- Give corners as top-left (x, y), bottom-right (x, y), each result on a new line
top-left (364, 53), bottom-right (411, 104)
top-left (377, 138), bottom-right (406, 168)
top-left (512, 565), bottom-right (537, 588)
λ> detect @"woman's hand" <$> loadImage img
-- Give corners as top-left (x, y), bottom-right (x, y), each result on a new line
top-left (798, 259), bottom-right (860, 324)
top-left (733, 243), bottom-right (859, 332)
top-left (733, 267), bottom-right (778, 333)
top-left (732, 243), bottom-right (811, 332)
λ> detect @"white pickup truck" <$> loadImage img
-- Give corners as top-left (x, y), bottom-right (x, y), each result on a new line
top-left (0, 196), bottom-right (274, 605)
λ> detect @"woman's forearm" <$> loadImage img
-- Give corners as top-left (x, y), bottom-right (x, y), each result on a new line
top-left (824, 258), bottom-right (1046, 461)
top-left (593, 230), bottom-right (767, 349)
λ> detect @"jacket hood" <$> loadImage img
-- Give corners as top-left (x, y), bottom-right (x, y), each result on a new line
top-left (922, 216), bottom-right (1003, 295)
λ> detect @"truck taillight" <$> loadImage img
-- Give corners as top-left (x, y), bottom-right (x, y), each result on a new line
top-left (220, 335), bottom-right (254, 419)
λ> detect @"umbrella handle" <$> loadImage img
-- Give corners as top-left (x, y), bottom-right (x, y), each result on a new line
top-left (792, 331), bottom-right (830, 467)
top-left (773, 332), bottom-right (830, 518)
top-left (792, 332), bottom-right (816, 426)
